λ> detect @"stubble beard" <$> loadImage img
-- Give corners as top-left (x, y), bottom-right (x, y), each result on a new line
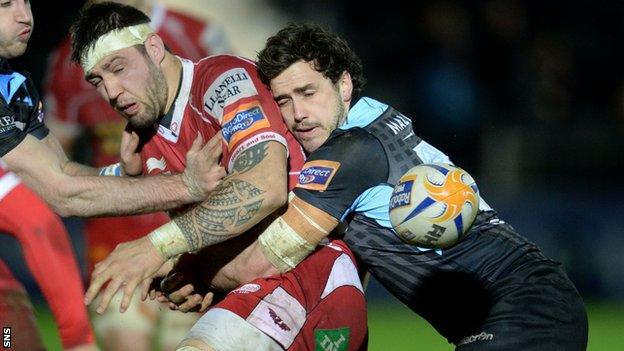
top-left (303, 90), bottom-right (346, 153)
top-left (128, 60), bottom-right (168, 129)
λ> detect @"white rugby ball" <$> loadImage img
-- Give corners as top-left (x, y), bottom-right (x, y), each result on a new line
top-left (389, 163), bottom-right (479, 248)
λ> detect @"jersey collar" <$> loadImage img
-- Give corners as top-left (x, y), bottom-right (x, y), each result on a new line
top-left (340, 96), bottom-right (389, 130)
top-left (155, 57), bottom-right (194, 142)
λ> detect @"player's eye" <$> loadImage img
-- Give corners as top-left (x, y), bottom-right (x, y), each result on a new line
top-left (277, 99), bottom-right (290, 107)
top-left (0, 1), bottom-right (12, 8)
top-left (88, 78), bottom-right (102, 87)
top-left (303, 90), bottom-right (315, 97)
top-left (112, 66), bottom-right (124, 74)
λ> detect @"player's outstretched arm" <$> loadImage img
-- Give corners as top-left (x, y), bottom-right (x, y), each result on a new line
top-left (208, 194), bottom-right (338, 285)
top-left (2, 132), bottom-right (224, 217)
top-left (153, 195), bottom-right (339, 313)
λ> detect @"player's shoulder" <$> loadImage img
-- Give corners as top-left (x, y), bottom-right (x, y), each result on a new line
top-left (312, 127), bottom-right (384, 166)
top-left (192, 54), bottom-right (259, 87)
top-left (195, 54), bottom-right (256, 70)
top-left (328, 127), bottom-right (380, 150)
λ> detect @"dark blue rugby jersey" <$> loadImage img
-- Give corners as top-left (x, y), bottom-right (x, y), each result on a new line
top-left (293, 97), bottom-right (553, 342)
top-left (0, 59), bottom-right (49, 157)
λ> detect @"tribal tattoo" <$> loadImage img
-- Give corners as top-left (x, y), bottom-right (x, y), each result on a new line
top-left (231, 142), bottom-right (269, 173)
top-left (174, 178), bottom-right (266, 250)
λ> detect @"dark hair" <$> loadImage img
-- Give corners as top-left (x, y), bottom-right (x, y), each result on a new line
top-left (70, 1), bottom-right (151, 64)
top-left (257, 23), bottom-right (365, 98)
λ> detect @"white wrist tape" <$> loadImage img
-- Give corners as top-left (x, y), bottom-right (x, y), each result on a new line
top-left (258, 217), bottom-right (316, 273)
top-left (81, 23), bottom-right (154, 72)
top-left (99, 162), bottom-right (122, 176)
top-left (148, 221), bottom-right (190, 259)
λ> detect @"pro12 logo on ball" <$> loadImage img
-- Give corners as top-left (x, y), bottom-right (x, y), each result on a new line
top-left (389, 163), bottom-right (479, 248)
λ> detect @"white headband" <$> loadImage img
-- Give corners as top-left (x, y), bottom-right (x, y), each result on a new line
top-left (81, 23), bottom-right (154, 72)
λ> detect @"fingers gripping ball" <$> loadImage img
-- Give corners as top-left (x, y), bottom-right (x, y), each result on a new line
top-left (389, 163), bottom-right (479, 248)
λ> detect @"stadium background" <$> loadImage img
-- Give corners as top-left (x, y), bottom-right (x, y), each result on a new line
top-left (1, 0), bottom-right (622, 349)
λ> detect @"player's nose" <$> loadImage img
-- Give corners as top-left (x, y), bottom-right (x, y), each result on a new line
top-left (292, 100), bottom-right (307, 122)
top-left (104, 78), bottom-right (123, 102)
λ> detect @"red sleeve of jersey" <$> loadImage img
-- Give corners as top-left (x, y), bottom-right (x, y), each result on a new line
top-left (197, 56), bottom-right (291, 172)
top-left (0, 183), bottom-right (95, 348)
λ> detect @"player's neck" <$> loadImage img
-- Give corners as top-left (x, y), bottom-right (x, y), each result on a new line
top-left (163, 54), bottom-right (182, 113)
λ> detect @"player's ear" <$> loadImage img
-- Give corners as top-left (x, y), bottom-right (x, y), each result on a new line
top-left (339, 70), bottom-right (353, 103)
top-left (144, 33), bottom-right (166, 64)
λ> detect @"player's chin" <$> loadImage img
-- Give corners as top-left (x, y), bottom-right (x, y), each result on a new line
top-left (128, 114), bottom-right (155, 129)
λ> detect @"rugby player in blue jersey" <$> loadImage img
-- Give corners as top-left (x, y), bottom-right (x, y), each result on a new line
top-left (165, 23), bottom-right (588, 350)
top-left (261, 23), bottom-right (589, 350)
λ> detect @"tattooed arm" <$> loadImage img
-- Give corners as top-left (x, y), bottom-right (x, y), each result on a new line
top-left (174, 140), bottom-right (288, 249)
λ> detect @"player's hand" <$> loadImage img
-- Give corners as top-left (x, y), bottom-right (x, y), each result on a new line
top-left (182, 133), bottom-right (226, 201)
top-left (139, 256), bottom-right (177, 301)
top-left (120, 127), bottom-right (142, 176)
top-left (156, 283), bottom-right (215, 313)
top-left (85, 236), bottom-right (166, 314)
top-left (149, 252), bottom-right (212, 313)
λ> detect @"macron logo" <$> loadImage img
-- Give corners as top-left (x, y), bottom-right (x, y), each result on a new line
top-left (146, 157), bottom-right (167, 174)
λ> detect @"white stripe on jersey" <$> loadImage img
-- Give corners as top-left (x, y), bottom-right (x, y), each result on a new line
top-left (0, 172), bottom-right (20, 201)
top-left (321, 253), bottom-right (364, 299)
top-left (158, 58), bottom-right (194, 143)
top-left (227, 131), bottom-right (288, 172)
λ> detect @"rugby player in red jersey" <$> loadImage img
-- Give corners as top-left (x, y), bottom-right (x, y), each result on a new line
top-left (72, 2), bottom-right (367, 350)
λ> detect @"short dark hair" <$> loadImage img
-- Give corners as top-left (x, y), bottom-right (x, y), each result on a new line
top-left (257, 23), bottom-right (366, 98)
top-left (70, 1), bottom-right (151, 64)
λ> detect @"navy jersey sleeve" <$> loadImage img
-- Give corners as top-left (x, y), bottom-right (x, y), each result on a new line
top-left (293, 128), bottom-right (389, 220)
top-left (0, 74), bottom-right (49, 157)
top-left (0, 102), bottom-right (28, 157)
top-left (22, 78), bottom-right (48, 139)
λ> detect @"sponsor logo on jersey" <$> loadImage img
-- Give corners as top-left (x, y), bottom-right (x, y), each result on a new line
top-left (268, 307), bottom-right (291, 331)
top-left (458, 331), bottom-right (494, 346)
top-left (315, 327), bottom-right (350, 351)
top-left (0, 115), bottom-right (15, 134)
top-left (203, 68), bottom-right (258, 119)
top-left (296, 160), bottom-right (341, 191)
top-left (227, 131), bottom-right (286, 172)
top-left (221, 102), bottom-right (269, 147)
top-left (146, 156), bottom-right (167, 174)
top-left (389, 178), bottom-right (415, 210)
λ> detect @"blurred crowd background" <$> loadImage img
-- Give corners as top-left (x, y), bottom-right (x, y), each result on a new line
top-left (3, 0), bottom-right (623, 315)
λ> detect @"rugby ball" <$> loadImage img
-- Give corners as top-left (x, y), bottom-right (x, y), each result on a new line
top-left (389, 163), bottom-right (479, 248)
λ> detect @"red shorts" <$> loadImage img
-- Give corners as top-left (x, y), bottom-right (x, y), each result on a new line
top-left (212, 240), bottom-right (367, 350)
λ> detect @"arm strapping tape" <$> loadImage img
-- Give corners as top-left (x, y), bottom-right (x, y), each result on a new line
top-left (258, 216), bottom-right (316, 273)
top-left (148, 221), bottom-right (190, 259)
